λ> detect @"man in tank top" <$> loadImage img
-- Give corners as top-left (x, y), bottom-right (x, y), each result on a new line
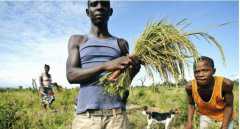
top-left (66, 0), bottom-right (140, 129)
top-left (39, 64), bottom-right (55, 110)
top-left (185, 56), bottom-right (234, 129)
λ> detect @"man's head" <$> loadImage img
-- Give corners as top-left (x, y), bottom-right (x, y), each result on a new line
top-left (44, 64), bottom-right (50, 73)
top-left (193, 56), bottom-right (216, 86)
top-left (86, 0), bottom-right (112, 26)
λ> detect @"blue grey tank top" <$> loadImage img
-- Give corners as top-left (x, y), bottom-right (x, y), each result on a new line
top-left (76, 34), bottom-right (125, 113)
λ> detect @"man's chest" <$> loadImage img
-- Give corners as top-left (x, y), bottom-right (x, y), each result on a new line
top-left (197, 87), bottom-right (214, 102)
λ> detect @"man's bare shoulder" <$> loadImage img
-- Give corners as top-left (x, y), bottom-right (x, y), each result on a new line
top-left (222, 77), bottom-right (234, 93)
top-left (68, 34), bottom-right (86, 47)
top-left (115, 36), bottom-right (128, 44)
top-left (119, 38), bottom-right (128, 43)
top-left (118, 38), bottom-right (128, 42)
top-left (185, 81), bottom-right (192, 92)
top-left (185, 81), bottom-right (194, 103)
top-left (115, 37), bottom-right (129, 53)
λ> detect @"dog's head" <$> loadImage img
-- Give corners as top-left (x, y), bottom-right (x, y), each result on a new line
top-left (143, 106), bottom-right (148, 111)
top-left (169, 108), bottom-right (180, 114)
top-left (142, 106), bottom-right (148, 115)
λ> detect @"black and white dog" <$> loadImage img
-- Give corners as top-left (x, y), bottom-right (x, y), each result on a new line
top-left (142, 106), bottom-right (179, 129)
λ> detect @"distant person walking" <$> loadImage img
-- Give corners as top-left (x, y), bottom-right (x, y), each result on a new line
top-left (39, 64), bottom-right (55, 110)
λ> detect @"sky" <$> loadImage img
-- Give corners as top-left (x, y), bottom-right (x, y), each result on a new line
top-left (0, 1), bottom-right (238, 88)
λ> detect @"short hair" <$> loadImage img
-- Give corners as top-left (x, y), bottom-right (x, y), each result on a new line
top-left (193, 56), bottom-right (214, 70)
top-left (44, 64), bottom-right (50, 69)
top-left (87, 0), bottom-right (110, 8)
top-left (143, 106), bottom-right (148, 111)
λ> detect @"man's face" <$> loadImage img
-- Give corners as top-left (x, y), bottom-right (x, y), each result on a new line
top-left (44, 66), bottom-right (50, 73)
top-left (86, 0), bottom-right (112, 25)
top-left (194, 60), bottom-right (215, 86)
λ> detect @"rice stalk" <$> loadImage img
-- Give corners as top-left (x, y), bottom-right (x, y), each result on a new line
top-left (99, 19), bottom-right (225, 96)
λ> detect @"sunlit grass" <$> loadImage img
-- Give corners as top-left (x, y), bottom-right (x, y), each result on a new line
top-left (0, 83), bottom-right (237, 129)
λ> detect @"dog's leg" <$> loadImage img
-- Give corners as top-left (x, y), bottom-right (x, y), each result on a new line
top-left (165, 115), bottom-right (174, 129)
top-left (147, 119), bottom-right (153, 129)
top-left (164, 119), bottom-right (170, 129)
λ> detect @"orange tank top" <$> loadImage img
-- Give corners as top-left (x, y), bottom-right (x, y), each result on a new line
top-left (192, 76), bottom-right (225, 121)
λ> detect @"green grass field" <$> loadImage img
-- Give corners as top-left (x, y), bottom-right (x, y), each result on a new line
top-left (127, 85), bottom-right (239, 129)
top-left (0, 84), bottom-right (238, 129)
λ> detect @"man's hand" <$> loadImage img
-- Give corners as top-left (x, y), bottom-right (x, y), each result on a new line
top-left (102, 56), bottom-right (132, 72)
top-left (40, 92), bottom-right (47, 97)
top-left (106, 55), bottom-right (141, 81)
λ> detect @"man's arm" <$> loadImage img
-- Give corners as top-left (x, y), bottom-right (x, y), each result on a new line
top-left (38, 75), bottom-right (46, 96)
top-left (39, 75), bottom-right (43, 87)
top-left (66, 35), bottom-right (132, 84)
top-left (221, 78), bottom-right (234, 129)
top-left (185, 81), bottom-right (195, 129)
top-left (38, 76), bottom-right (45, 96)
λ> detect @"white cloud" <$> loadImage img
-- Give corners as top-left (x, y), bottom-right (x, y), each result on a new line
top-left (0, 1), bottom-right (87, 88)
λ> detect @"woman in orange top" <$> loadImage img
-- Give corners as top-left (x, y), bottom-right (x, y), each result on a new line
top-left (185, 56), bottom-right (234, 129)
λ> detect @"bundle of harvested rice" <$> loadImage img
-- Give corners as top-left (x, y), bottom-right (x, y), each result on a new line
top-left (100, 19), bottom-right (225, 96)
